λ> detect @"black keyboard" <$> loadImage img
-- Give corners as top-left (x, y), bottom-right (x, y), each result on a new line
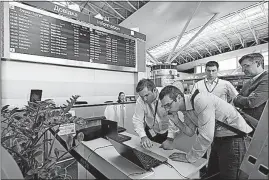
top-left (112, 134), bottom-right (131, 143)
top-left (133, 149), bottom-right (162, 170)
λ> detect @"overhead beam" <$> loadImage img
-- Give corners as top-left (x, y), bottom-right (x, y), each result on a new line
top-left (186, 52), bottom-right (196, 61)
top-left (194, 47), bottom-right (203, 58)
top-left (179, 55), bottom-right (188, 62)
top-left (228, 24), bottom-right (245, 48)
top-left (175, 58), bottom-right (181, 64)
top-left (146, 50), bottom-right (158, 63)
top-left (198, 41), bottom-right (212, 55)
top-left (166, 1), bottom-right (201, 62)
top-left (169, 13), bottom-right (219, 63)
top-left (88, 2), bottom-right (120, 19)
top-left (80, 1), bottom-right (88, 13)
top-left (102, 1), bottom-right (125, 19)
top-left (221, 33), bottom-right (233, 50)
top-left (112, 1), bottom-right (134, 13)
top-left (87, 2), bottom-right (99, 14)
top-left (239, 12), bottom-right (259, 44)
top-left (125, 0), bottom-right (137, 10)
top-left (209, 39), bottom-right (222, 53)
top-left (260, 3), bottom-right (268, 24)
top-left (79, 3), bottom-right (96, 15)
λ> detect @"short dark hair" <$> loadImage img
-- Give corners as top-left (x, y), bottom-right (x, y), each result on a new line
top-left (117, 92), bottom-right (125, 103)
top-left (159, 85), bottom-right (184, 101)
top-left (205, 61), bottom-right (219, 69)
top-left (239, 53), bottom-right (264, 68)
top-left (136, 79), bottom-right (156, 93)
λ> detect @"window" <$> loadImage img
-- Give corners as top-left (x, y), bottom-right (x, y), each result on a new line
top-left (219, 58), bottom-right (237, 71)
top-left (201, 65), bottom-right (205, 73)
top-left (196, 66), bottom-right (201, 73)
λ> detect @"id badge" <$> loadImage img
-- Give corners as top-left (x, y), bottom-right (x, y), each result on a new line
top-left (149, 129), bottom-right (157, 137)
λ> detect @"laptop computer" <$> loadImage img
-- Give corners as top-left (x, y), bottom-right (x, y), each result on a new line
top-left (107, 136), bottom-right (167, 171)
top-left (102, 120), bottom-right (131, 142)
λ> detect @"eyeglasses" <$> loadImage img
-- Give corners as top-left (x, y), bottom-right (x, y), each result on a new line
top-left (241, 61), bottom-right (255, 69)
top-left (162, 99), bottom-right (175, 110)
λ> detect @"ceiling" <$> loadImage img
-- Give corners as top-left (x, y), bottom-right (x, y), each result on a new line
top-left (59, 0), bottom-right (149, 24)
top-left (119, 1), bottom-right (268, 66)
top-left (59, 1), bottom-right (268, 68)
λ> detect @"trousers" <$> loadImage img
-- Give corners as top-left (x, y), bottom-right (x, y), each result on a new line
top-left (205, 135), bottom-right (250, 179)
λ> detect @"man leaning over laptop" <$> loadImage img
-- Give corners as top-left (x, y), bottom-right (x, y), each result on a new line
top-left (159, 85), bottom-right (252, 179)
top-left (132, 79), bottom-right (178, 149)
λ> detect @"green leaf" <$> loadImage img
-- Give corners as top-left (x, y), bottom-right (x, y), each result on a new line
top-left (28, 143), bottom-right (43, 152)
top-left (1, 105), bottom-right (9, 113)
top-left (33, 150), bottom-right (43, 158)
top-left (1, 135), bottom-right (15, 143)
top-left (54, 148), bottom-right (60, 159)
top-left (10, 107), bottom-right (19, 115)
top-left (65, 134), bottom-right (73, 150)
top-left (27, 169), bottom-right (35, 176)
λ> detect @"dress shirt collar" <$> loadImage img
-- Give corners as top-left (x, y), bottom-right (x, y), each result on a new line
top-left (184, 94), bottom-right (193, 111)
top-left (205, 77), bottom-right (218, 84)
top-left (252, 70), bottom-right (265, 82)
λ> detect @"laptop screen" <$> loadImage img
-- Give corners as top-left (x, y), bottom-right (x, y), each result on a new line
top-left (107, 137), bottom-right (144, 169)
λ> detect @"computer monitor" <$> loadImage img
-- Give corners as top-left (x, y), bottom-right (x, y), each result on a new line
top-left (30, 89), bottom-right (42, 102)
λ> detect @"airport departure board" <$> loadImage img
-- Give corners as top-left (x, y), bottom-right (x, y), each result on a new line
top-left (9, 5), bottom-right (136, 67)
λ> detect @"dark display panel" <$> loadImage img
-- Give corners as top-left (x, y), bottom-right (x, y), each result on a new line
top-left (9, 5), bottom-right (136, 67)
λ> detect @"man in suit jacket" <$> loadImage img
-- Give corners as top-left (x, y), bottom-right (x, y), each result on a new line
top-left (233, 53), bottom-right (268, 123)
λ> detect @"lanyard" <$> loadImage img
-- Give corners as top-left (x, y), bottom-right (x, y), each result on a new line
top-left (204, 78), bottom-right (219, 93)
top-left (147, 100), bottom-right (159, 129)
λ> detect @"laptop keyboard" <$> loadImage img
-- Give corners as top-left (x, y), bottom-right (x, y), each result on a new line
top-left (112, 134), bottom-right (131, 143)
top-left (133, 149), bottom-right (162, 170)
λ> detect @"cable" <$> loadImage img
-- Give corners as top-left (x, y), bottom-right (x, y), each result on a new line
top-left (164, 162), bottom-right (189, 179)
top-left (127, 168), bottom-right (154, 178)
top-left (202, 172), bottom-right (220, 180)
top-left (87, 145), bottom-right (113, 162)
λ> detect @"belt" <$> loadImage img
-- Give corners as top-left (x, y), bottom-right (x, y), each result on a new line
top-left (214, 134), bottom-right (245, 141)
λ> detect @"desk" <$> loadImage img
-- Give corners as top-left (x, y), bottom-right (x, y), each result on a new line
top-left (77, 132), bottom-right (207, 179)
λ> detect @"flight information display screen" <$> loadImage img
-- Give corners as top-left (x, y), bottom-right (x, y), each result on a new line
top-left (9, 5), bottom-right (136, 67)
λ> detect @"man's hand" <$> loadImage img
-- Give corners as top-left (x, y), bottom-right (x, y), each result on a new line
top-left (169, 152), bottom-right (189, 163)
top-left (160, 138), bottom-right (174, 150)
top-left (141, 136), bottom-right (153, 148)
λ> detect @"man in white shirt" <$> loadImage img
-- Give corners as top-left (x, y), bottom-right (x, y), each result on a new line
top-left (132, 79), bottom-right (177, 149)
top-left (159, 85), bottom-right (252, 179)
top-left (191, 61), bottom-right (238, 103)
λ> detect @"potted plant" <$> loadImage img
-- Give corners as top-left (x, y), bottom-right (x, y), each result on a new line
top-left (1, 95), bottom-right (86, 179)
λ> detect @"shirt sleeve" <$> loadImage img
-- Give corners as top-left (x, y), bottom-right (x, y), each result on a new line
top-left (132, 98), bottom-right (147, 138)
top-left (186, 96), bottom-right (215, 163)
top-left (226, 81), bottom-right (239, 103)
top-left (234, 78), bottom-right (268, 108)
top-left (167, 118), bottom-right (179, 139)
